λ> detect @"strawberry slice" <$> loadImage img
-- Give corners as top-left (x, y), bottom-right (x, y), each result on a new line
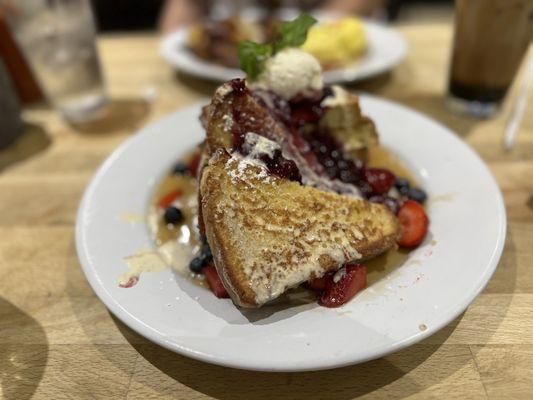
top-left (307, 274), bottom-right (332, 292)
top-left (320, 263), bottom-right (367, 308)
top-left (157, 189), bottom-right (183, 209)
top-left (397, 200), bottom-right (429, 248)
top-left (189, 151), bottom-right (203, 178)
top-left (363, 168), bottom-right (396, 195)
top-left (204, 265), bottom-right (230, 298)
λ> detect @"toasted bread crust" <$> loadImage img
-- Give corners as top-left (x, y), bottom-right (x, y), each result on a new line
top-left (200, 155), bottom-right (257, 306)
top-left (200, 151), bottom-right (400, 307)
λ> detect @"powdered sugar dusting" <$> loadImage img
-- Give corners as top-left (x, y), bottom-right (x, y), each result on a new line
top-left (225, 153), bottom-right (273, 184)
top-left (222, 114), bottom-right (233, 132)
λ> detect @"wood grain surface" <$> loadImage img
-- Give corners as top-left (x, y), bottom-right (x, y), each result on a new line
top-left (1, 9), bottom-right (532, 400)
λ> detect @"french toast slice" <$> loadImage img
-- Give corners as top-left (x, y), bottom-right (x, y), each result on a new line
top-left (200, 151), bottom-right (400, 307)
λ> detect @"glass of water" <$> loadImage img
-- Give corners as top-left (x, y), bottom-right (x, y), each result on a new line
top-left (7, 0), bottom-right (107, 123)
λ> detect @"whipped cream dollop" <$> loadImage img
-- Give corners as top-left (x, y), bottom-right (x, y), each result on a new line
top-left (254, 48), bottom-right (323, 100)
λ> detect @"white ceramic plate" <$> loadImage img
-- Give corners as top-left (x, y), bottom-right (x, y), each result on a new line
top-left (76, 96), bottom-right (506, 372)
top-left (160, 19), bottom-right (407, 84)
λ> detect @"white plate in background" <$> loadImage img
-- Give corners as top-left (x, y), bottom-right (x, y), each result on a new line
top-left (160, 18), bottom-right (407, 84)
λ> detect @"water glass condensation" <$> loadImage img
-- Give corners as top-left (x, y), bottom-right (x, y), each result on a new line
top-left (9, 0), bottom-right (107, 123)
top-left (446, 0), bottom-right (532, 118)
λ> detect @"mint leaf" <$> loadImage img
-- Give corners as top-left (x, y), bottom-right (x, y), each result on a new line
top-left (274, 12), bottom-right (317, 52)
top-left (237, 41), bottom-right (273, 80)
top-left (236, 13), bottom-right (317, 80)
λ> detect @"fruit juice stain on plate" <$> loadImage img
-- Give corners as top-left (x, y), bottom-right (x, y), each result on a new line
top-left (365, 146), bottom-right (430, 291)
top-left (148, 157), bottom-right (207, 288)
top-left (365, 248), bottom-right (411, 286)
top-left (118, 213), bottom-right (145, 223)
top-left (118, 250), bottom-right (167, 287)
top-left (430, 192), bottom-right (457, 203)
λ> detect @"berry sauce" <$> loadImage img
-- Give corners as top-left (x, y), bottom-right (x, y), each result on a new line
top-left (227, 81), bottom-right (411, 202)
top-left (230, 78), bottom-right (247, 95)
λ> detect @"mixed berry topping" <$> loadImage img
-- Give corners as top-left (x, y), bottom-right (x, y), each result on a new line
top-left (188, 242), bottom-right (215, 274)
top-left (230, 84), bottom-right (428, 206)
top-left (172, 162), bottom-right (189, 175)
top-left (319, 263), bottom-right (367, 308)
top-left (397, 200), bottom-right (429, 248)
top-left (287, 91), bottom-right (327, 127)
top-left (307, 128), bottom-right (364, 186)
top-left (258, 150), bottom-right (302, 182)
top-left (368, 195), bottom-right (400, 215)
top-left (188, 150), bottom-right (203, 178)
top-left (164, 206), bottom-right (184, 225)
top-left (363, 168), bottom-right (396, 195)
top-left (204, 265), bottom-right (230, 298)
top-left (406, 187), bottom-right (427, 204)
top-left (189, 255), bottom-right (207, 274)
top-left (230, 78), bottom-right (247, 96)
top-left (232, 126), bottom-right (302, 183)
top-left (394, 178), bottom-right (410, 195)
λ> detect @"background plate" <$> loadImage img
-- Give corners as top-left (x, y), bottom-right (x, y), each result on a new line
top-left (160, 19), bottom-right (407, 84)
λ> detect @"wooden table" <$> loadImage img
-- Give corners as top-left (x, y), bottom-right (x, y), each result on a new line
top-left (1, 12), bottom-right (532, 400)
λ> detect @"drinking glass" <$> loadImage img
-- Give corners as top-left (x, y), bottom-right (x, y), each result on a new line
top-left (447, 0), bottom-right (532, 118)
top-left (7, 0), bottom-right (108, 123)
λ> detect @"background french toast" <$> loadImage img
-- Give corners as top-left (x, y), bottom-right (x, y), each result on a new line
top-left (200, 151), bottom-right (400, 307)
top-left (320, 86), bottom-right (378, 162)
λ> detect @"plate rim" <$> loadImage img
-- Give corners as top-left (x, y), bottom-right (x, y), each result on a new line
top-left (76, 95), bottom-right (506, 372)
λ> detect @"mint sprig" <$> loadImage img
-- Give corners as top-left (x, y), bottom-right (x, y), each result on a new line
top-left (237, 41), bottom-right (273, 81)
top-left (237, 13), bottom-right (317, 80)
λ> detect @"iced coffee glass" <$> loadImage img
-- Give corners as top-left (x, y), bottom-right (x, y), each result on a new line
top-left (447, 0), bottom-right (532, 118)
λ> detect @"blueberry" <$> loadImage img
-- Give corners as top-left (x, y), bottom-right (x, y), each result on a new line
top-left (324, 158), bottom-right (335, 168)
top-left (339, 169), bottom-right (358, 184)
top-left (408, 188), bottom-right (427, 204)
top-left (172, 162), bottom-right (189, 175)
top-left (337, 160), bottom-right (349, 170)
top-left (357, 181), bottom-right (374, 198)
top-left (189, 255), bottom-right (207, 274)
top-left (201, 243), bottom-right (213, 259)
top-left (394, 178), bottom-right (410, 195)
top-left (383, 197), bottom-right (400, 214)
top-left (330, 150), bottom-right (341, 160)
top-left (164, 206), bottom-right (184, 224)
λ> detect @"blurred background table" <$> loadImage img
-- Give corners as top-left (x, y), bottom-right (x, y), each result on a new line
top-left (1, 6), bottom-right (532, 399)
